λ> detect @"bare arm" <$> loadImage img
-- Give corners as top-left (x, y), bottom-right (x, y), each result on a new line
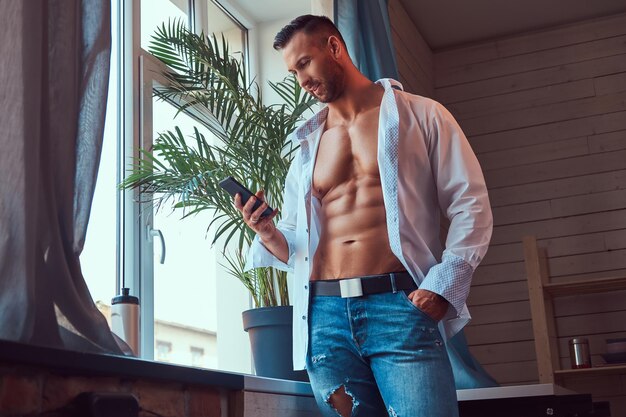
top-left (234, 190), bottom-right (289, 263)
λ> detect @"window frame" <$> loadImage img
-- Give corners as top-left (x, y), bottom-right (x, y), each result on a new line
top-left (118, 0), bottom-right (254, 364)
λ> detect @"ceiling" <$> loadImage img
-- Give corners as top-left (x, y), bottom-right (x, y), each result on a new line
top-left (398, 0), bottom-right (626, 50)
top-left (226, 0), bottom-right (626, 51)
top-left (229, 0), bottom-right (309, 24)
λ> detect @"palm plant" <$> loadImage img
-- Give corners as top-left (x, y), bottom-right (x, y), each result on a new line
top-left (120, 20), bottom-right (316, 307)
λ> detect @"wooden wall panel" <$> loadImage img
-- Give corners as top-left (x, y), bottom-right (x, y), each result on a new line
top-left (484, 150), bottom-right (626, 188)
top-left (471, 110), bottom-right (626, 154)
top-left (481, 230), bottom-right (626, 266)
top-left (488, 170), bottom-right (626, 208)
top-left (388, 0), bottom-right (434, 97)
top-left (448, 79), bottom-right (596, 120)
top-left (435, 13), bottom-right (626, 69)
top-left (436, 34), bottom-right (626, 87)
top-left (437, 54), bottom-right (626, 104)
top-left (432, 12), bottom-right (626, 412)
top-left (460, 90), bottom-right (626, 137)
top-left (471, 341), bottom-right (537, 365)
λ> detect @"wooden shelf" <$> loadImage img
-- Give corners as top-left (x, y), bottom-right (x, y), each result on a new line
top-left (523, 235), bottom-right (626, 385)
top-left (554, 364), bottom-right (626, 378)
top-left (544, 275), bottom-right (626, 297)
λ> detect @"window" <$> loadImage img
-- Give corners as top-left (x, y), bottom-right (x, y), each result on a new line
top-left (156, 340), bottom-right (173, 362)
top-left (83, 0), bottom-right (275, 375)
top-left (202, 0), bottom-right (247, 63)
top-left (136, 0), bottom-right (251, 373)
top-left (190, 346), bottom-right (205, 367)
top-left (141, 0), bottom-right (190, 50)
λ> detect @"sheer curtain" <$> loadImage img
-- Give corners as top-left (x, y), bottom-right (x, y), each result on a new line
top-left (0, 0), bottom-right (125, 354)
top-left (335, 0), bottom-right (497, 389)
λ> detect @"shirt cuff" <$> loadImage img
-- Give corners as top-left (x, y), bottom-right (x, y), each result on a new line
top-left (418, 253), bottom-right (473, 318)
top-left (244, 228), bottom-right (295, 273)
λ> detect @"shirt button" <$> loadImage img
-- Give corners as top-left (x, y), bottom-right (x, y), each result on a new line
top-left (304, 257), bottom-right (308, 261)
top-left (306, 228), bottom-right (309, 233)
top-left (302, 315), bottom-right (306, 320)
top-left (304, 285), bottom-right (308, 290)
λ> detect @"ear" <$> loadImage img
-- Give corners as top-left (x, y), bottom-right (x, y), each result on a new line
top-left (327, 35), bottom-right (342, 59)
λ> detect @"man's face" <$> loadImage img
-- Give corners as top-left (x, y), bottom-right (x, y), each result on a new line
top-left (282, 31), bottom-right (345, 103)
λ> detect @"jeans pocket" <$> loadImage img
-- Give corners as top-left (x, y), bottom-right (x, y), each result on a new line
top-left (397, 291), bottom-right (438, 323)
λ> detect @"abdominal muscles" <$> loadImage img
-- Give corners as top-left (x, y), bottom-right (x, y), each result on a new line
top-left (310, 176), bottom-right (406, 280)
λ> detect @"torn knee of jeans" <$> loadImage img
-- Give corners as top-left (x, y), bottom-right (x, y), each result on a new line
top-left (311, 354), bottom-right (326, 364)
top-left (388, 405), bottom-right (398, 417)
top-left (323, 383), bottom-right (358, 417)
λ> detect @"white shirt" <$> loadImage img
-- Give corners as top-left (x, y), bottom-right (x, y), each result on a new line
top-left (246, 79), bottom-right (493, 370)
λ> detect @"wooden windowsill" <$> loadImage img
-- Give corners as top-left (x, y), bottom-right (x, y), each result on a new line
top-left (0, 339), bottom-right (313, 397)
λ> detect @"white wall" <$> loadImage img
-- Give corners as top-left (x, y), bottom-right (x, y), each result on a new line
top-left (258, 18), bottom-right (295, 106)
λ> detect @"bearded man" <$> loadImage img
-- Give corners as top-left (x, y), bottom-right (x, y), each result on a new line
top-left (235, 14), bottom-right (492, 417)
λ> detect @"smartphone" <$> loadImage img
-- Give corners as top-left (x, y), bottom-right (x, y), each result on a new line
top-left (219, 176), bottom-right (274, 218)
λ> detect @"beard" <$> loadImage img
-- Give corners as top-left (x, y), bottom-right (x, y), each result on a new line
top-left (310, 59), bottom-right (345, 103)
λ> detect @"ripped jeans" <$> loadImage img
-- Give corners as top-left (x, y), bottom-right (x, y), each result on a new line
top-left (306, 291), bottom-right (459, 417)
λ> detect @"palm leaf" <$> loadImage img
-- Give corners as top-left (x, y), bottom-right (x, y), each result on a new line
top-left (120, 19), bottom-right (316, 306)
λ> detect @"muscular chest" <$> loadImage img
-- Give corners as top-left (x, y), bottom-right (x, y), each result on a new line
top-left (312, 110), bottom-right (381, 199)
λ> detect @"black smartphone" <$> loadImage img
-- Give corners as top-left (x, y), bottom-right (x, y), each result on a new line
top-left (219, 176), bottom-right (274, 218)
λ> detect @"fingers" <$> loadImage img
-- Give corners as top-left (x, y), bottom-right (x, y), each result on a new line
top-left (249, 199), bottom-right (269, 224)
top-left (255, 208), bottom-right (279, 226)
top-left (233, 191), bottom-right (277, 230)
top-left (409, 290), bottom-right (448, 321)
top-left (249, 190), bottom-right (266, 224)
top-left (234, 193), bottom-right (243, 210)
top-left (238, 194), bottom-right (257, 217)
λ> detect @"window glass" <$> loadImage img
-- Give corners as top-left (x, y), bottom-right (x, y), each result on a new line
top-left (142, 1), bottom-right (251, 373)
top-left (150, 97), bottom-right (219, 370)
top-left (190, 346), bottom-right (205, 367)
top-left (205, 1), bottom-right (246, 64)
top-left (156, 340), bottom-right (172, 362)
top-left (141, 0), bottom-right (189, 50)
top-left (138, 0), bottom-right (250, 373)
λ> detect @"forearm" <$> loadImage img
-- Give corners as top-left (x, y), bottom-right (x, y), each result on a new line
top-left (259, 228), bottom-right (289, 264)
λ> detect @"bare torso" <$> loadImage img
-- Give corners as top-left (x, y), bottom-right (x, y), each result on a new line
top-left (310, 98), bottom-right (406, 281)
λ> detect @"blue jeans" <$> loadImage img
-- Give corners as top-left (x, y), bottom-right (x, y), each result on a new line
top-left (306, 291), bottom-right (459, 417)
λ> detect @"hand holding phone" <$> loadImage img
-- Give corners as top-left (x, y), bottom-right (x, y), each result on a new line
top-left (219, 176), bottom-right (274, 218)
top-left (220, 176), bottom-right (288, 262)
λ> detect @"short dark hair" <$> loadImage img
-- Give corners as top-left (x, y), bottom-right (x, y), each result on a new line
top-left (273, 14), bottom-right (346, 51)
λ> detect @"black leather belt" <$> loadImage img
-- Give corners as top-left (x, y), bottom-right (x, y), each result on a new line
top-left (310, 271), bottom-right (417, 298)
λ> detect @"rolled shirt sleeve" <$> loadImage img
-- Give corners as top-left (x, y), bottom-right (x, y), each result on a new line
top-left (245, 151), bottom-right (301, 273)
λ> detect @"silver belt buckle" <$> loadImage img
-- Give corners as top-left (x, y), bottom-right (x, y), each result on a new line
top-left (339, 278), bottom-right (363, 298)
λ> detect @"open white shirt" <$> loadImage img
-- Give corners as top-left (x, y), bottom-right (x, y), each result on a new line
top-left (246, 79), bottom-right (493, 370)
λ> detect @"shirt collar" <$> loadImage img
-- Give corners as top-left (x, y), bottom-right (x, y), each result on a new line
top-left (294, 106), bottom-right (329, 142)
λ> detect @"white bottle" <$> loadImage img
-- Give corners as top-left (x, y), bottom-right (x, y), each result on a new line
top-left (111, 288), bottom-right (140, 356)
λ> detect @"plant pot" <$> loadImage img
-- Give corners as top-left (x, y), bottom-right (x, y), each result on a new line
top-left (242, 305), bottom-right (308, 381)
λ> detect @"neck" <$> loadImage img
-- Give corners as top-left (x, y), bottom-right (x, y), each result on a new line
top-left (327, 69), bottom-right (384, 122)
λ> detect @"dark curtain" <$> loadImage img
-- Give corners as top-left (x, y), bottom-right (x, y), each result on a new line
top-left (0, 0), bottom-right (124, 354)
top-left (336, 0), bottom-right (400, 81)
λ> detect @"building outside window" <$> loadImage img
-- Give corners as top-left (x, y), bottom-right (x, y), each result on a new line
top-left (155, 340), bottom-right (172, 362)
top-left (190, 346), bottom-right (205, 367)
